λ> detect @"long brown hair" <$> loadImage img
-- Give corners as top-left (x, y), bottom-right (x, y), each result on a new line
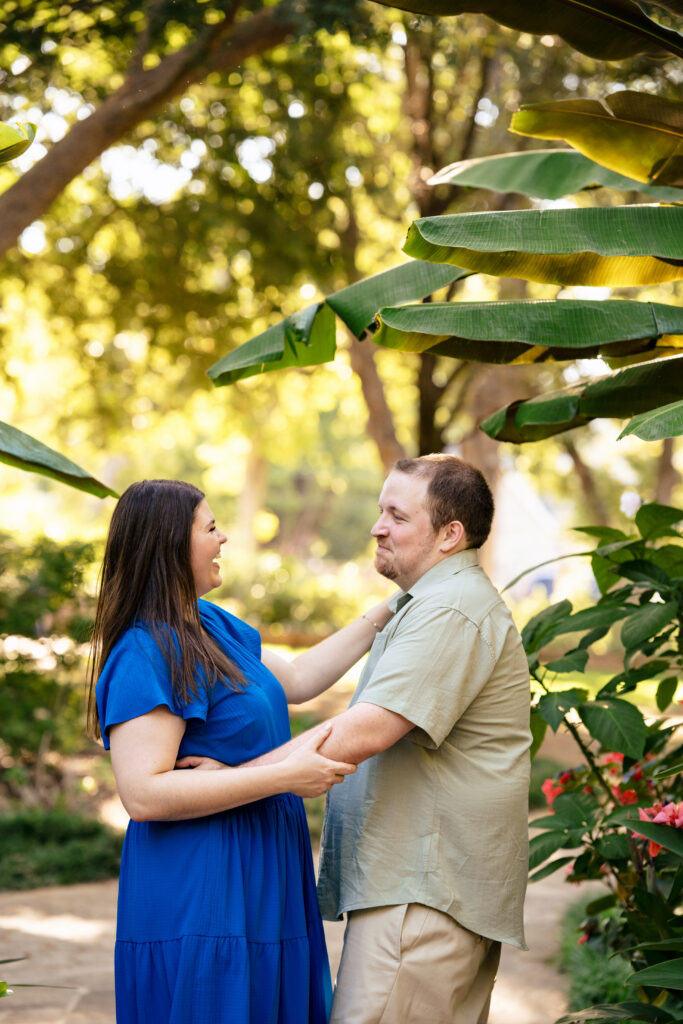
top-left (87, 479), bottom-right (245, 739)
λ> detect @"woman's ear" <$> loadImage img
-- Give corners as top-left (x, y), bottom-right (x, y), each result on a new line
top-left (440, 520), bottom-right (466, 553)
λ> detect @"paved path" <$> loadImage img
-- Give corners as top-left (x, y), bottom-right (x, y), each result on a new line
top-left (0, 866), bottom-right (589, 1023)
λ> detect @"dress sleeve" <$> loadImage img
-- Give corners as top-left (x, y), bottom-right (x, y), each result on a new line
top-left (356, 600), bottom-right (495, 749)
top-left (96, 626), bottom-right (209, 750)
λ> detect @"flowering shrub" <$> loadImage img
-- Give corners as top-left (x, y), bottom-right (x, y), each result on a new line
top-left (523, 502), bottom-right (683, 1024)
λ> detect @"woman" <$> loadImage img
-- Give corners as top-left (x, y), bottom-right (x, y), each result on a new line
top-left (87, 479), bottom-right (392, 1024)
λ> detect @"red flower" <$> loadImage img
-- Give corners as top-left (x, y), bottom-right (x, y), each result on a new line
top-left (578, 933), bottom-right (590, 945)
top-left (559, 771), bottom-right (572, 785)
top-left (542, 778), bottom-right (564, 808)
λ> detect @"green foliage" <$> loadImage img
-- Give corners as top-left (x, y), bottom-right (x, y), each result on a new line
top-left (525, 502), bottom-right (683, 1023)
top-left (559, 897), bottom-right (633, 1011)
top-left (0, 533), bottom-right (97, 801)
top-left (0, 810), bottom-right (122, 890)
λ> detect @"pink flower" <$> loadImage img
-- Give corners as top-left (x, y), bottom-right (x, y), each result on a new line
top-left (578, 933), bottom-right (590, 945)
top-left (652, 802), bottom-right (683, 828)
top-left (542, 778), bottom-right (564, 808)
top-left (604, 753), bottom-right (624, 765)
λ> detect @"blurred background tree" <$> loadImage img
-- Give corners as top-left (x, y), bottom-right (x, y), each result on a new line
top-left (0, 0), bottom-right (680, 856)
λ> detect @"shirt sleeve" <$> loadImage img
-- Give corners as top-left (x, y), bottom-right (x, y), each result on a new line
top-left (96, 626), bottom-right (209, 749)
top-left (357, 600), bottom-right (495, 749)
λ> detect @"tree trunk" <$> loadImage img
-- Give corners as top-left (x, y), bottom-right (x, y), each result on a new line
top-left (348, 334), bottom-right (407, 471)
top-left (655, 437), bottom-right (678, 505)
top-left (0, 3), bottom-right (298, 259)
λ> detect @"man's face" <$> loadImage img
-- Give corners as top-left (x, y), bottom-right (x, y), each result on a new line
top-left (371, 470), bottom-right (445, 592)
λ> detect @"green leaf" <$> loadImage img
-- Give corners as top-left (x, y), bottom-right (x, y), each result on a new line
top-left (529, 830), bottom-right (576, 870)
top-left (521, 598), bottom-right (573, 651)
top-left (510, 93), bottom-right (683, 187)
top-left (368, 0), bottom-right (683, 59)
top-left (555, 1003), bottom-right (677, 1024)
top-left (530, 708), bottom-right (548, 760)
top-left (578, 698), bottom-right (647, 759)
top-left (618, 559), bottom-right (673, 589)
top-left (552, 790), bottom-right (600, 829)
top-left (622, 819), bottom-right (683, 857)
top-left (596, 833), bottom-right (631, 860)
top-left (0, 421), bottom-right (117, 499)
top-left (627, 940), bottom-right (683, 955)
top-left (585, 893), bottom-right (618, 915)
top-left (654, 756), bottom-right (683, 779)
top-left (528, 855), bottom-right (575, 882)
top-left (627, 957), bottom-right (683, 989)
top-left (208, 262), bottom-right (467, 385)
top-left (545, 649), bottom-right (589, 673)
top-left (635, 503), bottom-right (683, 540)
top-left (620, 399), bottom-right (683, 441)
top-left (0, 122), bottom-right (36, 164)
top-left (429, 149), bottom-right (683, 202)
top-left (375, 302), bottom-right (683, 370)
top-left (403, 206), bottom-right (683, 288)
top-left (208, 302), bottom-right (336, 385)
top-left (326, 262), bottom-right (468, 338)
top-left (481, 354), bottom-right (683, 443)
top-left (538, 688), bottom-right (589, 730)
top-left (621, 601), bottom-right (679, 649)
top-left (561, 605), bottom-right (632, 634)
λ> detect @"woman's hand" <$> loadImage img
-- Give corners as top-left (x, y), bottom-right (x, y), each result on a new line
top-left (175, 754), bottom-right (226, 770)
top-left (282, 724), bottom-right (356, 798)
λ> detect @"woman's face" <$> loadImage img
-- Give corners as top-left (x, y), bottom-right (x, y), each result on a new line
top-left (190, 499), bottom-right (227, 597)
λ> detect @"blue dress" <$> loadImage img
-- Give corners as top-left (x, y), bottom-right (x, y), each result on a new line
top-left (96, 600), bottom-right (332, 1024)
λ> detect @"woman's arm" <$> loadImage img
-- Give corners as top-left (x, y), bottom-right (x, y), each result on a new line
top-left (262, 598), bottom-right (394, 704)
top-left (110, 707), bottom-right (356, 822)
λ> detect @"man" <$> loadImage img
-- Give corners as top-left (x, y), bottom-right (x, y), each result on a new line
top-left (316, 454), bottom-right (531, 1024)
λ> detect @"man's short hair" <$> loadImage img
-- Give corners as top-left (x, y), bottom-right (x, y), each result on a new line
top-left (394, 454), bottom-right (494, 549)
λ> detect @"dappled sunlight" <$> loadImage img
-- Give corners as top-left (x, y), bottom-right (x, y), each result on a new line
top-left (0, 908), bottom-right (112, 942)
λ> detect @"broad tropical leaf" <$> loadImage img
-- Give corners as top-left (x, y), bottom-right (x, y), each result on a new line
top-left (368, 0), bottom-right (683, 60)
top-left (619, 398), bottom-right (683, 440)
top-left (481, 353), bottom-right (683, 442)
top-left (428, 149), bottom-right (683, 203)
top-left (208, 262), bottom-right (467, 386)
top-left (372, 300), bottom-right (683, 364)
top-left (0, 421), bottom-right (117, 499)
top-left (627, 958), bottom-right (683, 989)
top-left (0, 122), bottom-right (35, 164)
top-left (403, 206), bottom-right (683, 287)
top-left (510, 94), bottom-right (683, 187)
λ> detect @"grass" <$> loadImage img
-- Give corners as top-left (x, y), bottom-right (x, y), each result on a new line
top-left (0, 809), bottom-right (123, 891)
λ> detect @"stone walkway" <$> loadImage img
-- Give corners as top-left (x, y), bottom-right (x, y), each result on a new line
top-left (0, 865), bottom-right (589, 1023)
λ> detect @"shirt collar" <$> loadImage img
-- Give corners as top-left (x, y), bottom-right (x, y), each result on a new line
top-left (387, 548), bottom-right (480, 611)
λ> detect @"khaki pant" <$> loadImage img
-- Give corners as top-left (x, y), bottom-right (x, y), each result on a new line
top-left (329, 904), bottom-right (501, 1024)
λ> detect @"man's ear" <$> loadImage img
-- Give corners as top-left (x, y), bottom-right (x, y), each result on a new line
top-left (440, 520), bottom-right (466, 553)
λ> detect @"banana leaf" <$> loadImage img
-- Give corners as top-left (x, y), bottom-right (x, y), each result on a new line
top-left (372, 299), bottom-right (683, 364)
top-left (403, 205), bottom-right (683, 287)
top-left (618, 398), bottom-right (683, 440)
top-left (368, 0), bottom-right (683, 60)
top-left (510, 93), bottom-right (683, 187)
top-left (0, 122), bottom-right (35, 164)
top-left (0, 421), bottom-right (118, 498)
top-left (480, 354), bottom-right (683, 442)
top-left (209, 262), bottom-right (467, 386)
top-left (428, 149), bottom-right (682, 203)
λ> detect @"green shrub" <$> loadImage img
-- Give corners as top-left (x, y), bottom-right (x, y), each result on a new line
top-left (0, 810), bottom-right (122, 891)
top-left (559, 897), bottom-right (633, 1010)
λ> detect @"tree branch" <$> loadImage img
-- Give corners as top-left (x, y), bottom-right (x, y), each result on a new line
top-left (0, 2), bottom-right (299, 259)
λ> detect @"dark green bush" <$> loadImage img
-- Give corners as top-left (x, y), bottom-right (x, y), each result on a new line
top-left (0, 809), bottom-right (122, 891)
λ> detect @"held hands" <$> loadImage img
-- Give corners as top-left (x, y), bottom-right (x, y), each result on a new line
top-left (283, 723), bottom-right (356, 798)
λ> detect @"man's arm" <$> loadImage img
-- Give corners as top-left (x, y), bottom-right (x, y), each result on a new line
top-left (177, 704), bottom-right (413, 772)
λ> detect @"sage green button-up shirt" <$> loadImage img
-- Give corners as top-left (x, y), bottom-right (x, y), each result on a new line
top-left (317, 550), bottom-right (531, 949)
